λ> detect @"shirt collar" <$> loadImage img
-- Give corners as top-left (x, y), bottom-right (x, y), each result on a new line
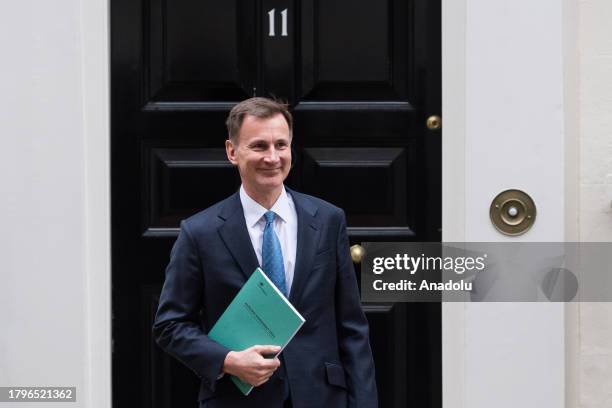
top-left (239, 185), bottom-right (292, 227)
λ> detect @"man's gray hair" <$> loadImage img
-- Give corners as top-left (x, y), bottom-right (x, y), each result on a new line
top-left (226, 97), bottom-right (293, 143)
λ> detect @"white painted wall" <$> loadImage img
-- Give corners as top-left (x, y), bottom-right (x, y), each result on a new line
top-left (576, 1), bottom-right (612, 407)
top-left (0, 0), bottom-right (110, 407)
top-left (443, 0), bottom-right (567, 407)
top-left (579, 1), bottom-right (612, 241)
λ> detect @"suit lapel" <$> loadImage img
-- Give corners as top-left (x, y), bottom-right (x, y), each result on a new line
top-left (288, 189), bottom-right (321, 307)
top-left (217, 192), bottom-right (260, 281)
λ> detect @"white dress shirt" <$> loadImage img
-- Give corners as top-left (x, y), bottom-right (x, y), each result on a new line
top-left (239, 185), bottom-right (298, 295)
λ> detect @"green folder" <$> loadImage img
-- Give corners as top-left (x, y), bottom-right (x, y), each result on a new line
top-left (208, 267), bottom-right (306, 395)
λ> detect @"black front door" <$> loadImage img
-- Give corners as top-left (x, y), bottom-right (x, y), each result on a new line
top-left (111, 1), bottom-right (441, 407)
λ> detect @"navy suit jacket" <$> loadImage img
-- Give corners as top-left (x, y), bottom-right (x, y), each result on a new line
top-left (153, 188), bottom-right (378, 408)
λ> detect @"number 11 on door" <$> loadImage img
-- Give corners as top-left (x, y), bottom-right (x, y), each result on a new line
top-left (268, 8), bottom-right (288, 37)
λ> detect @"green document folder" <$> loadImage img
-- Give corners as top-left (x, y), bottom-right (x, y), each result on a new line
top-left (208, 267), bottom-right (306, 395)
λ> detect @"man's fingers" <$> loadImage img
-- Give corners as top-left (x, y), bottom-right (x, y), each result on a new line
top-left (258, 357), bottom-right (281, 370)
top-left (251, 344), bottom-right (281, 356)
top-left (253, 373), bottom-right (273, 387)
top-left (254, 366), bottom-right (278, 378)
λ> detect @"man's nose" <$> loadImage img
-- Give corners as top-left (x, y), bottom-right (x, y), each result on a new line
top-left (264, 146), bottom-right (280, 161)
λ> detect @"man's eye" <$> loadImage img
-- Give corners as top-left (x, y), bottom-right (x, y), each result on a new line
top-left (276, 142), bottom-right (288, 149)
top-left (251, 144), bottom-right (266, 150)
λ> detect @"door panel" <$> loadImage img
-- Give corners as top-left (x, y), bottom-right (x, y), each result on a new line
top-left (300, 0), bottom-right (409, 101)
top-left (144, 147), bottom-right (241, 233)
top-left (146, 0), bottom-right (257, 105)
top-left (300, 147), bottom-right (411, 227)
top-left (112, 0), bottom-right (441, 407)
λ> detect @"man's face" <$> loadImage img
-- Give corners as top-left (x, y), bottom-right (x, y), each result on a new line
top-left (226, 113), bottom-right (292, 195)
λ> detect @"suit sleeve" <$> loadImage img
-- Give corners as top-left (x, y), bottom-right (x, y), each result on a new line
top-left (153, 220), bottom-right (230, 391)
top-left (334, 210), bottom-right (379, 407)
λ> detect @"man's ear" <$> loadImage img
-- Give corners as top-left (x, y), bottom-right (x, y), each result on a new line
top-left (225, 139), bottom-right (238, 165)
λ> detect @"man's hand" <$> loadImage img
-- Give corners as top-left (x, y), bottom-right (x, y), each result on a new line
top-left (222, 345), bottom-right (281, 387)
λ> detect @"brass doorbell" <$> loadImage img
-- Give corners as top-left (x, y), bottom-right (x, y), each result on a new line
top-left (489, 189), bottom-right (536, 236)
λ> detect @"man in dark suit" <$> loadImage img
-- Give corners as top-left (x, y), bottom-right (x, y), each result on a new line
top-left (153, 97), bottom-right (378, 408)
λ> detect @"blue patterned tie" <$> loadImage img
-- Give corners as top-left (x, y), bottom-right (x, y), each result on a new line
top-left (262, 210), bottom-right (287, 297)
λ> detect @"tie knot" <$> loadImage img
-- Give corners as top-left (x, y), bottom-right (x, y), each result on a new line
top-left (264, 210), bottom-right (276, 224)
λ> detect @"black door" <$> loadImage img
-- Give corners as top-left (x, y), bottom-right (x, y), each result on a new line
top-left (111, 1), bottom-right (441, 407)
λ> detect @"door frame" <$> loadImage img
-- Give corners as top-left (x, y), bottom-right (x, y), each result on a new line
top-left (81, 0), bottom-right (111, 407)
top-left (442, 0), bottom-right (571, 407)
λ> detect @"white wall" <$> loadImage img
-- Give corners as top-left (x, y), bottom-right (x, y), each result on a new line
top-left (0, 0), bottom-right (110, 406)
top-left (579, 2), bottom-right (612, 241)
top-left (443, 0), bottom-right (567, 407)
top-left (576, 1), bottom-right (612, 407)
